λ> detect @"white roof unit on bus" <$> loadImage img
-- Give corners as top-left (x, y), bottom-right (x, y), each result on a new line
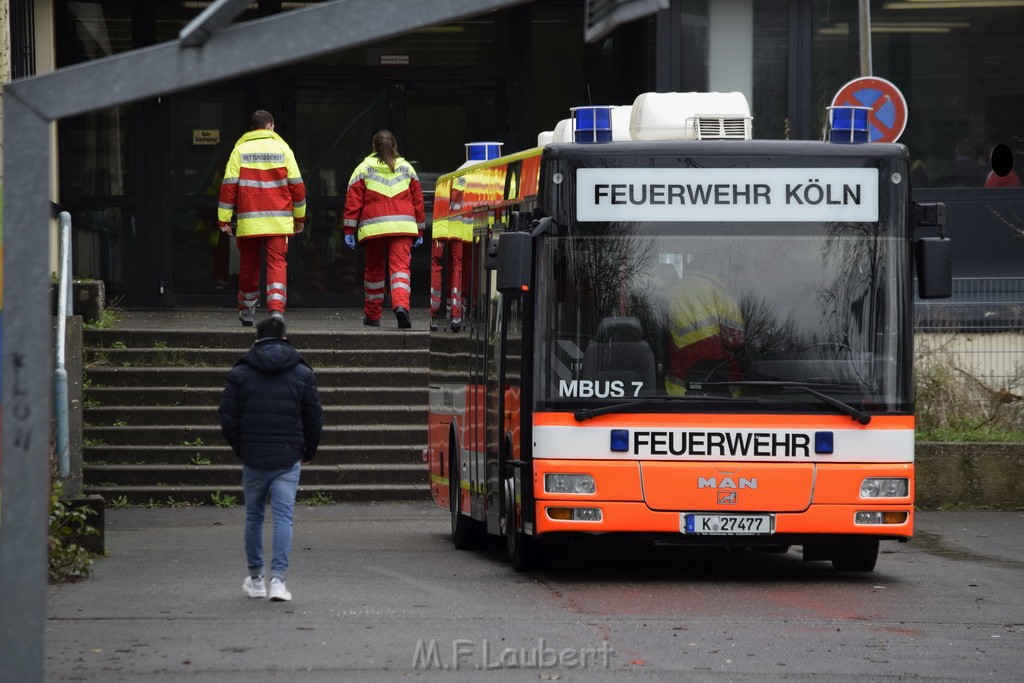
top-left (610, 105), bottom-right (632, 140)
top-left (537, 130), bottom-right (555, 146)
top-left (552, 118), bottom-right (574, 143)
top-left (629, 91), bottom-right (752, 141)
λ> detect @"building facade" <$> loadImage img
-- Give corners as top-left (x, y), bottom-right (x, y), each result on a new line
top-left (14, 0), bottom-right (1024, 308)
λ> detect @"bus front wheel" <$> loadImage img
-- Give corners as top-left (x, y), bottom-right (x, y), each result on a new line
top-left (504, 492), bottom-right (548, 572)
top-left (831, 539), bottom-right (879, 572)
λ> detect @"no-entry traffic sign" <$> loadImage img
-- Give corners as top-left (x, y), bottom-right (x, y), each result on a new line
top-left (831, 76), bottom-right (908, 143)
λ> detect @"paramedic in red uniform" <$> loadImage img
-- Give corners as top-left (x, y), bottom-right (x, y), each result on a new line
top-left (342, 130), bottom-right (425, 329)
top-left (218, 110), bottom-right (306, 327)
top-left (429, 175), bottom-right (469, 332)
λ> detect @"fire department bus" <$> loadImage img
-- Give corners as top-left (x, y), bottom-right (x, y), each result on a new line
top-left (426, 92), bottom-right (952, 572)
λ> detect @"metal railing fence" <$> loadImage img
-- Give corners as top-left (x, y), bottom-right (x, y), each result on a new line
top-left (915, 277), bottom-right (1024, 392)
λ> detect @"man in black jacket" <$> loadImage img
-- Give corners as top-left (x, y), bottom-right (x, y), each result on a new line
top-left (219, 317), bottom-right (323, 602)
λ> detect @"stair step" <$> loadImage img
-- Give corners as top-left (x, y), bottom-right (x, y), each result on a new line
top-left (85, 424), bottom-right (426, 447)
top-left (85, 385), bottom-right (428, 407)
top-left (84, 329), bottom-right (428, 350)
top-left (86, 404), bottom-right (426, 426)
top-left (83, 483), bottom-right (430, 505)
top-left (83, 444), bottom-right (425, 465)
top-left (85, 366), bottom-right (427, 388)
top-left (84, 463), bottom-right (425, 487)
top-left (84, 347), bottom-right (427, 368)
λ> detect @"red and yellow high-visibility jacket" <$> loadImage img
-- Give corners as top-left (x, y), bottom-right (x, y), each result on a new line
top-left (665, 273), bottom-right (746, 395)
top-left (343, 154), bottom-right (425, 243)
top-left (218, 129), bottom-right (306, 238)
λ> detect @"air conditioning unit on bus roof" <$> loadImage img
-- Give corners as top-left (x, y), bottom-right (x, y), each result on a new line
top-left (629, 91), bottom-right (752, 141)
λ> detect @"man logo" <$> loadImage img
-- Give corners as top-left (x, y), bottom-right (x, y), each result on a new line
top-left (718, 490), bottom-right (738, 505)
top-left (698, 476), bottom-right (757, 489)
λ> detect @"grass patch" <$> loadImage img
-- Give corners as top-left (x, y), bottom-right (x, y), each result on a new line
top-left (82, 304), bottom-right (122, 331)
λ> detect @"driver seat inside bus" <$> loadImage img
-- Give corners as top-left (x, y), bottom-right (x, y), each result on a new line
top-left (581, 316), bottom-right (657, 396)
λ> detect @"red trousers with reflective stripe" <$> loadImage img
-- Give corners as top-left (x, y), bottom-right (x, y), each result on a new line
top-left (362, 236), bottom-right (413, 320)
top-left (236, 235), bottom-right (289, 314)
top-left (429, 239), bottom-right (463, 321)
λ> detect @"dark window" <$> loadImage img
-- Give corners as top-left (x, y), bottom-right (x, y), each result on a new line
top-left (10, 0), bottom-right (36, 78)
top-left (811, 0), bottom-right (1024, 189)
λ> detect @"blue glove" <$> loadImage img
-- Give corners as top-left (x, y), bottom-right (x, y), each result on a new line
top-left (413, 236), bottom-right (423, 248)
top-left (344, 234), bottom-right (356, 250)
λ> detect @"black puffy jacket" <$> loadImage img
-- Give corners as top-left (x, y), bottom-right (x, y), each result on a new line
top-left (219, 338), bottom-right (324, 468)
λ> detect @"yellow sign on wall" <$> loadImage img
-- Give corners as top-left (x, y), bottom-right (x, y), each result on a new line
top-left (193, 129), bottom-right (221, 145)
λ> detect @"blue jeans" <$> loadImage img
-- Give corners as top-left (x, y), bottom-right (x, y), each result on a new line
top-left (243, 462), bottom-right (301, 582)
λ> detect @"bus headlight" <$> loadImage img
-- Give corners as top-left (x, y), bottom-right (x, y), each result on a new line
top-left (860, 477), bottom-right (909, 498)
top-left (544, 473), bottom-right (596, 495)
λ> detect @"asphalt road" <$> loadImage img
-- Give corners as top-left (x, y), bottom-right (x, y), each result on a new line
top-left (44, 503), bottom-right (1024, 682)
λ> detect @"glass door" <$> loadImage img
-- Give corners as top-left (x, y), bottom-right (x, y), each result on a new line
top-left (291, 86), bottom-right (388, 306)
top-left (166, 87), bottom-right (248, 300)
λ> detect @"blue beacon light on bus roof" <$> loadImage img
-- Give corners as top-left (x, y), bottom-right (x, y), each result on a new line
top-left (571, 105), bottom-right (613, 144)
top-left (465, 141), bottom-right (503, 162)
top-left (826, 105), bottom-right (870, 144)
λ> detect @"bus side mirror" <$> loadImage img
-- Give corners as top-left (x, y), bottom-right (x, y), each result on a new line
top-left (915, 237), bottom-right (952, 299)
top-left (496, 231), bottom-right (532, 293)
top-left (913, 201), bottom-right (952, 299)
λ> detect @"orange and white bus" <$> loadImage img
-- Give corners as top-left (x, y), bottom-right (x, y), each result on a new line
top-left (426, 93), bottom-right (952, 572)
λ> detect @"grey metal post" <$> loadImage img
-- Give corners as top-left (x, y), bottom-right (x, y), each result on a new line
top-left (859, 0), bottom-right (873, 77)
top-left (0, 92), bottom-right (56, 683)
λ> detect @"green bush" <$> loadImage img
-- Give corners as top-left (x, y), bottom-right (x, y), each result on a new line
top-left (48, 478), bottom-right (99, 583)
top-left (916, 359), bottom-right (1024, 442)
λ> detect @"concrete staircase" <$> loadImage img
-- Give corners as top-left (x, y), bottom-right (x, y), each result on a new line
top-left (81, 325), bottom-right (430, 505)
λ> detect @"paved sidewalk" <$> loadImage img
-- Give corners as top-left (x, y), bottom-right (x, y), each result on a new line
top-left (44, 503), bottom-right (1024, 681)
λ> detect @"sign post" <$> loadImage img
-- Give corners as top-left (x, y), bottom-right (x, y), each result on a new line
top-left (831, 76), bottom-right (908, 143)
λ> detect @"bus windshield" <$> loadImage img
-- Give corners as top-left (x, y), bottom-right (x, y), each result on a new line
top-left (535, 219), bottom-right (912, 416)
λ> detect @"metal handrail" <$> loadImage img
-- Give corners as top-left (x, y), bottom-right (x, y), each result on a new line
top-left (55, 211), bottom-right (72, 478)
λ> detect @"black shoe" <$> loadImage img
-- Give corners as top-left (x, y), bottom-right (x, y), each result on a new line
top-left (395, 307), bottom-right (412, 329)
top-left (429, 321), bottom-right (438, 332)
top-left (450, 321), bottom-right (461, 333)
top-left (363, 317), bottom-right (380, 327)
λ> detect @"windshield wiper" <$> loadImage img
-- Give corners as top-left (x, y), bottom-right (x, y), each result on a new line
top-left (573, 396), bottom-right (744, 422)
top-left (693, 380), bottom-right (871, 425)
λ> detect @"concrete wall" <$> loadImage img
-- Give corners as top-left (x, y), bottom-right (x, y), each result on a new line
top-left (917, 443), bottom-right (1024, 509)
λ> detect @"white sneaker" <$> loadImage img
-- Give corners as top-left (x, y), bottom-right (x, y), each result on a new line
top-left (243, 576), bottom-right (266, 598)
top-left (268, 578), bottom-right (292, 602)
